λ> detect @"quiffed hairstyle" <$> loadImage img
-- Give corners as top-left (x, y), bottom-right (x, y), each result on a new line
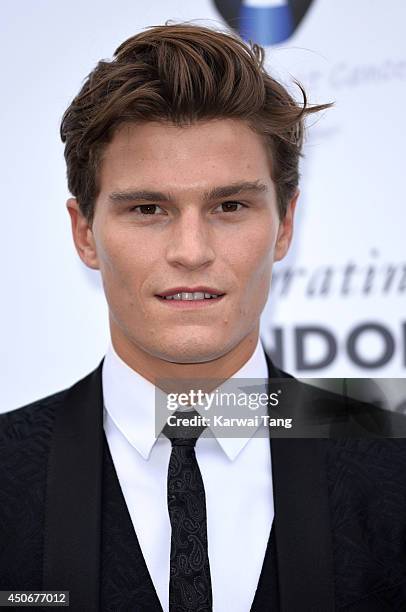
top-left (61, 23), bottom-right (331, 223)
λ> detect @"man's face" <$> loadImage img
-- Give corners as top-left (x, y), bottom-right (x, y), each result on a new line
top-left (72, 119), bottom-right (296, 364)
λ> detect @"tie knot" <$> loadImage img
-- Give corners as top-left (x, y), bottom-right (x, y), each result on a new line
top-left (161, 408), bottom-right (208, 447)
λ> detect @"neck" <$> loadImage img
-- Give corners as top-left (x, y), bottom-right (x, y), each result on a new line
top-left (109, 322), bottom-right (260, 388)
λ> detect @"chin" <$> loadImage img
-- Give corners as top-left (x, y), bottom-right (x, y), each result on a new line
top-left (152, 334), bottom-right (229, 364)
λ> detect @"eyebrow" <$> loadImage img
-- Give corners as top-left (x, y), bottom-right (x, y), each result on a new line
top-left (108, 180), bottom-right (269, 204)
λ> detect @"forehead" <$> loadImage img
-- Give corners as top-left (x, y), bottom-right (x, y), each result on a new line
top-left (98, 119), bottom-right (273, 192)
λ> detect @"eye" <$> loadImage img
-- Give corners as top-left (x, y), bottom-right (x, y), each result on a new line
top-left (214, 201), bottom-right (246, 213)
top-left (130, 204), bottom-right (166, 215)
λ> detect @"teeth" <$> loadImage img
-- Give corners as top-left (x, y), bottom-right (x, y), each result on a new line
top-left (162, 291), bottom-right (221, 300)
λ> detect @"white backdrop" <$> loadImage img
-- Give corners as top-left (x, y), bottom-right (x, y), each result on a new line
top-left (1, 0), bottom-right (405, 411)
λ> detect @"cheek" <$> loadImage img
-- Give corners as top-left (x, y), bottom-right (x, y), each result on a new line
top-left (231, 223), bottom-right (276, 285)
top-left (229, 224), bottom-right (277, 320)
top-left (95, 227), bottom-right (147, 293)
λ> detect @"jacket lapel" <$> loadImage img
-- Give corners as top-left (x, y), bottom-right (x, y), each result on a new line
top-left (264, 352), bottom-right (335, 611)
top-left (43, 360), bottom-right (163, 611)
top-left (43, 361), bottom-right (104, 610)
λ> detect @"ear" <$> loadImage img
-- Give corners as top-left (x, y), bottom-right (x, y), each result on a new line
top-left (274, 189), bottom-right (299, 262)
top-left (66, 198), bottom-right (100, 269)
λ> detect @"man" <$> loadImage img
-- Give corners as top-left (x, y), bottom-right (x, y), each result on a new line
top-left (1, 24), bottom-right (406, 612)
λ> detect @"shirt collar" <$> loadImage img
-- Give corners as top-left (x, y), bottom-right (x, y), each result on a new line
top-left (102, 337), bottom-right (270, 461)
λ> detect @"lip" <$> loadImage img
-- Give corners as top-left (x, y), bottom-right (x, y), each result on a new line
top-left (156, 294), bottom-right (226, 308)
top-left (156, 286), bottom-right (225, 297)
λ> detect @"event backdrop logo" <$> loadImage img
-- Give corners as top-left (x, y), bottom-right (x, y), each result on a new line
top-left (213, 0), bottom-right (314, 46)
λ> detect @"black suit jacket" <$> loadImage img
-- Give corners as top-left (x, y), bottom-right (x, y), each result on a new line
top-left (1, 355), bottom-right (406, 611)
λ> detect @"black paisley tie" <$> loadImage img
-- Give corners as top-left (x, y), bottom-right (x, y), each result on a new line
top-left (162, 409), bottom-right (213, 611)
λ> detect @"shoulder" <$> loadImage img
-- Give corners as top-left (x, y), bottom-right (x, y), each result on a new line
top-left (0, 386), bottom-right (71, 448)
top-left (0, 361), bottom-right (103, 450)
top-left (269, 359), bottom-right (406, 442)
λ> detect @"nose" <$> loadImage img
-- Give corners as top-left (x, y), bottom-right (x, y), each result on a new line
top-left (165, 210), bottom-right (215, 270)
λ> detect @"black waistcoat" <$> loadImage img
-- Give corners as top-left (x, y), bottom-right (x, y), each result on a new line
top-left (99, 434), bottom-right (279, 611)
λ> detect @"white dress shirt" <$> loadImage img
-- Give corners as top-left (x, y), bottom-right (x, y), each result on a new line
top-left (102, 338), bottom-right (274, 612)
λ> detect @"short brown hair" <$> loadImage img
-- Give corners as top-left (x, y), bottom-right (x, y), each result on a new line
top-left (60, 23), bottom-right (331, 223)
